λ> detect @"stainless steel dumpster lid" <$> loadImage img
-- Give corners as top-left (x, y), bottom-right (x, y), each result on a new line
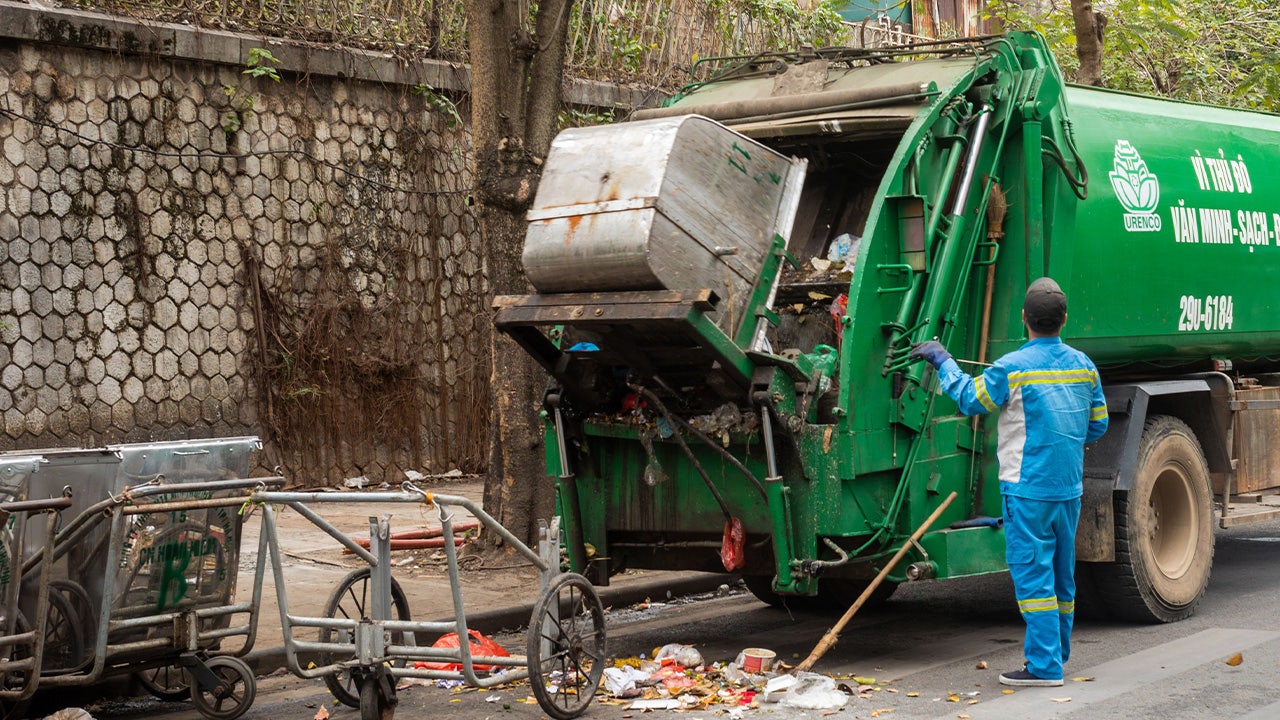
top-left (0, 453), bottom-right (44, 479)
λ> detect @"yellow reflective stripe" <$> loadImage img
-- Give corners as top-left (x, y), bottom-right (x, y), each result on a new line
top-left (1090, 405), bottom-right (1108, 421)
top-left (1008, 369), bottom-right (1097, 388)
top-left (1058, 601), bottom-right (1076, 614)
top-left (1018, 596), bottom-right (1059, 613)
top-left (975, 377), bottom-right (999, 412)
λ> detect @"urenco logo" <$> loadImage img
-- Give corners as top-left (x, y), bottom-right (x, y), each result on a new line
top-left (1110, 140), bottom-right (1162, 232)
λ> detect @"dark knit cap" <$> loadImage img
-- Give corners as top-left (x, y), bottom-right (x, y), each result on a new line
top-left (1024, 277), bottom-right (1067, 333)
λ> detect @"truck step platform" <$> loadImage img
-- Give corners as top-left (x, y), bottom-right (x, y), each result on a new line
top-left (1219, 492), bottom-right (1280, 528)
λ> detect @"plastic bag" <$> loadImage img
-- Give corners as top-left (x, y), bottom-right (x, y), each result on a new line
top-left (654, 643), bottom-right (704, 668)
top-left (650, 664), bottom-right (697, 690)
top-left (780, 671), bottom-right (848, 709)
top-left (603, 666), bottom-right (651, 698)
top-left (720, 517), bottom-right (744, 572)
top-left (417, 629), bottom-right (510, 671)
top-left (829, 293), bottom-right (849, 342)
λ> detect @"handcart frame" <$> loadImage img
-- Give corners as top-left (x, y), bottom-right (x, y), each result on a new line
top-left (252, 482), bottom-right (607, 720)
top-left (0, 469), bottom-right (286, 720)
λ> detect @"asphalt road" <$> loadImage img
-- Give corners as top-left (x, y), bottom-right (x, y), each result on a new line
top-left (75, 519), bottom-right (1280, 720)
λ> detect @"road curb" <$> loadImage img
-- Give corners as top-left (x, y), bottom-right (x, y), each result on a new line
top-left (242, 572), bottom-right (729, 674)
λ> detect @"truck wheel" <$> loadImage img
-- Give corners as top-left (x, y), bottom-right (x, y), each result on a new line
top-left (1095, 415), bottom-right (1214, 623)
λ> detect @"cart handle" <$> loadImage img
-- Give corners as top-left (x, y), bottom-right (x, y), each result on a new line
top-left (0, 493), bottom-right (73, 514)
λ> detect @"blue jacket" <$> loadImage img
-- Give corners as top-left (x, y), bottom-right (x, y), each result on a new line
top-left (936, 337), bottom-right (1108, 501)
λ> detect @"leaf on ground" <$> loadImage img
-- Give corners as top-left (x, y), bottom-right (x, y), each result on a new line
top-left (1226, 652), bottom-right (1244, 666)
top-left (313, 708), bottom-right (329, 720)
top-left (1001, 689), bottom-right (1015, 695)
top-left (906, 692), bottom-right (920, 697)
top-left (1071, 676), bottom-right (1096, 682)
top-left (853, 676), bottom-right (877, 685)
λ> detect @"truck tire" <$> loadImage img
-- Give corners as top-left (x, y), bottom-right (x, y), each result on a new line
top-left (1094, 415), bottom-right (1214, 623)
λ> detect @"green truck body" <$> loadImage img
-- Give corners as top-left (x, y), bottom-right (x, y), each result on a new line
top-left (494, 33), bottom-right (1280, 623)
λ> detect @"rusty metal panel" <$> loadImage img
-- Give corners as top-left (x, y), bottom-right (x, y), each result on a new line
top-left (1233, 386), bottom-right (1280, 493)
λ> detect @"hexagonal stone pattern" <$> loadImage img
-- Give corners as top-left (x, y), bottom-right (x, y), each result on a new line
top-left (1, 39), bottom-right (486, 485)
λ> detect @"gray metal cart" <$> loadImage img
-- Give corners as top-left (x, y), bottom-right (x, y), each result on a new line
top-left (252, 482), bottom-right (606, 720)
top-left (0, 438), bottom-right (283, 720)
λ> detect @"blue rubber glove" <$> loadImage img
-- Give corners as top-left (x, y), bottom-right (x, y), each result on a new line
top-left (910, 340), bottom-right (952, 368)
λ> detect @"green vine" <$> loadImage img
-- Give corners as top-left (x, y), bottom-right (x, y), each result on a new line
top-left (411, 83), bottom-right (463, 127)
top-left (223, 48), bottom-right (282, 136)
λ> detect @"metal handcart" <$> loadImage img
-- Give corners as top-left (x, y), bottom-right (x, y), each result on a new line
top-left (0, 437), bottom-right (283, 720)
top-left (252, 482), bottom-right (606, 720)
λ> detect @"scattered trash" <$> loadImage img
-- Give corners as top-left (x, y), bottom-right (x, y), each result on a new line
top-left (343, 476), bottom-right (369, 489)
top-left (740, 648), bottom-right (776, 673)
top-left (975, 660), bottom-right (988, 669)
top-left (780, 672), bottom-right (848, 710)
top-left (1226, 652), bottom-right (1244, 666)
top-left (403, 470), bottom-right (427, 482)
top-left (1051, 697), bottom-right (1072, 703)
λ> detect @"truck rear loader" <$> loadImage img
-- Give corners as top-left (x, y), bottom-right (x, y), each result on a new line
top-left (494, 32), bottom-right (1280, 624)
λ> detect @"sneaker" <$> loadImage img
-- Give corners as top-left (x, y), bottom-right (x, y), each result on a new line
top-left (999, 668), bottom-right (1064, 687)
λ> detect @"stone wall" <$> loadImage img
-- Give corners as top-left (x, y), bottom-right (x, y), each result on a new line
top-left (0, 3), bottom-right (653, 483)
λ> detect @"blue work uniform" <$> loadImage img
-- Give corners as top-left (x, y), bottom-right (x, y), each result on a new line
top-left (936, 336), bottom-right (1108, 680)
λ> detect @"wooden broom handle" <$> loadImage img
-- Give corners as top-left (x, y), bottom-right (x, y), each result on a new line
top-left (795, 491), bottom-right (958, 672)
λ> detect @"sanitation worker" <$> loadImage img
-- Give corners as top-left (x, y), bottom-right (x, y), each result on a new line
top-left (910, 277), bottom-right (1108, 687)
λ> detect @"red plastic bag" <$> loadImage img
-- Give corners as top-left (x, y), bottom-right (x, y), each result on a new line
top-left (415, 629), bottom-right (511, 672)
top-left (720, 517), bottom-right (745, 571)
top-left (829, 293), bottom-right (849, 342)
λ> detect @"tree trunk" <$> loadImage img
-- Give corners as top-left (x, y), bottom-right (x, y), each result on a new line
top-left (1071, 0), bottom-right (1105, 86)
top-left (465, 0), bottom-right (574, 549)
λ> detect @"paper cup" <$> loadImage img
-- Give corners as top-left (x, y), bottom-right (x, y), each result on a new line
top-left (742, 647), bottom-right (776, 673)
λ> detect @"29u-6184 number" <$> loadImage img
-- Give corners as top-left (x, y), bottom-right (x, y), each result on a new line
top-left (1178, 294), bottom-right (1234, 332)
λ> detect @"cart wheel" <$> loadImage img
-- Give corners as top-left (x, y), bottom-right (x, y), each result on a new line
top-left (0, 614), bottom-right (32, 720)
top-left (526, 573), bottom-right (606, 720)
top-left (136, 662), bottom-right (194, 702)
top-left (37, 588), bottom-right (86, 674)
top-left (119, 521), bottom-right (228, 611)
top-left (189, 656), bottom-right (256, 720)
top-left (320, 568), bottom-right (413, 708)
top-left (359, 675), bottom-right (394, 720)
top-left (51, 579), bottom-right (96, 658)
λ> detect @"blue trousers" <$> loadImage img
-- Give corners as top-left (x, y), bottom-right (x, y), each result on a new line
top-left (1003, 494), bottom-right (1081, 680)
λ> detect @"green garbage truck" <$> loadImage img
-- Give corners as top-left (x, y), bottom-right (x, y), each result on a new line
top-left (493, 32), bottom-right (1280, 624)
